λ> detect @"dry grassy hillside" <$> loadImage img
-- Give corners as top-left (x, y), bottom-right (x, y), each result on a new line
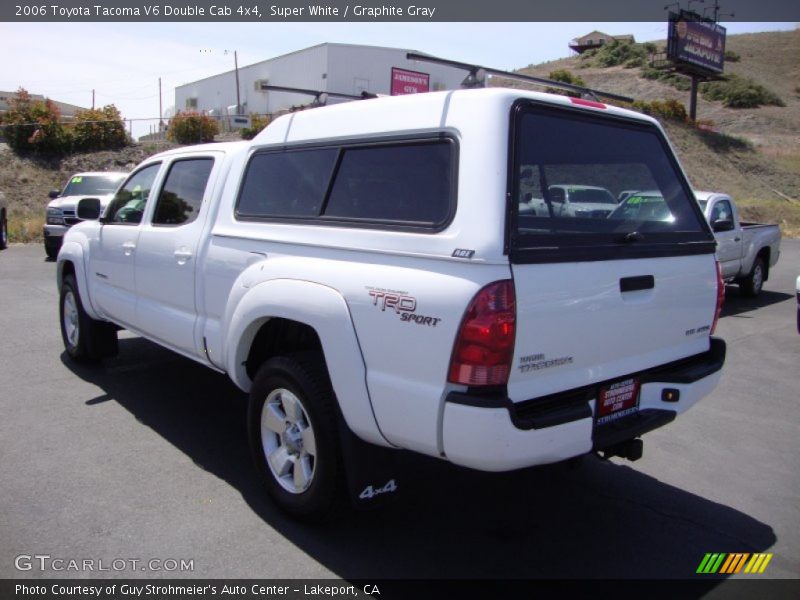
top-left (517, 29), bottom-right (800, 150)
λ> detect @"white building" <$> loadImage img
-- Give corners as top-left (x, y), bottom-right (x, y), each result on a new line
top-left (175, 43), bottom-right (473, 122)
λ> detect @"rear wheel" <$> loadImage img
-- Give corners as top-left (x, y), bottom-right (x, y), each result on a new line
top-left (45, 238), bottom-right (60, 260)
top-left (247, 354), bottom-right (343, 521)
top-left (59, 274), bottom-right (117, 362)
top-left (740, 256), bottom-right (765, 297)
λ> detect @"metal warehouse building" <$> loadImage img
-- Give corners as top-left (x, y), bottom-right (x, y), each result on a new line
top-left (175, 43), bottom-right (471, 121)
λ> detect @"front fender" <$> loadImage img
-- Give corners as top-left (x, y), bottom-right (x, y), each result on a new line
top-left (224, 278), bottom-right (390, 448)
top-left (57, 241), bottom-right (102, 321)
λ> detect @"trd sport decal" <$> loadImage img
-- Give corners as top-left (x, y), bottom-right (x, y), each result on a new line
top-left (366, 287), bottom-right (442, 327)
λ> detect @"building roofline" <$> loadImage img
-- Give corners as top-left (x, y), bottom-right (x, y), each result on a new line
top-left (175, 42), bottom-right (426, 90)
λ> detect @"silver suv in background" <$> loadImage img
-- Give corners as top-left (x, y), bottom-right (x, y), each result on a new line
top-left (44, 172), bottom-right (127, 259)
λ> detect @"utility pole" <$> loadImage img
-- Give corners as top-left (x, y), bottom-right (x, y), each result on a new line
top-left (234, 50), bottom-right (241, 116)
top-left (689, 75), bottom-right (700, 121)
top-left (92, 89), bottom-right (95, 110)
top-left (158, 77), bottom-right (163, 131)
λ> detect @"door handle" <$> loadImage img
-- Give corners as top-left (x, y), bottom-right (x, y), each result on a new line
top-left (122, 242), bottom-right (136, 256)
top-left (734, 237), bottom-right (741, 242)
top-left (620, 275), bottom-right (655, 293)
top-left (174, 249), bottom-right (193, 264)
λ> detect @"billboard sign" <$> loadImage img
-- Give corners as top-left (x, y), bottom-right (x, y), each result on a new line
top-left (668, 12), bottom-right (726, 75)
top-left (391, 67), bottom-right (430, 95)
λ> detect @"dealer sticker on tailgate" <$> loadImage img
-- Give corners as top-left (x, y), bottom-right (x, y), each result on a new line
top-left (596, 378), bottom-right (640, 425)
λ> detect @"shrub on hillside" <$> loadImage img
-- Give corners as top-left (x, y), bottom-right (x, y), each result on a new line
top-left (701, 74), bottom-right (784, 108)
top-left (724, 50), bottom-right (741, 62)
top-left (580, 40), bottom-right (650, 68)
top-left (0, 88), bottom-right (70, 155)
top-left (239, 113), bottom-right (270, 140)
top-left (167, 111), bottom-right (219, 144)
top-left (546, 69), bottom-right (586, 97)
top-left (631, 99), bottom-right (688, 122)
top-left (640, 68), bottom-right (692, 91)
top-left (71, 105), bottom-right (129, 151)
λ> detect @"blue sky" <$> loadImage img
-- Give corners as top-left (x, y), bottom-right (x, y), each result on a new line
top-left (0, 21), bottom-right (793, 138)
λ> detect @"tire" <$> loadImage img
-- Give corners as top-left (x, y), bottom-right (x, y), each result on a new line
top-left (59, 274), bottom-right (117, 362)
top-left (247, 353), bottom-right (343, 521)
top-left (740, 255), bottom-right (765, 297)
top-left (0, 209), bottom-right (7, 250)
top-left (44, 238), bottom-right (60, 260)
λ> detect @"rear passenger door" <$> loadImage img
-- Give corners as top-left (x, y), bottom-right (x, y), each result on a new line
top-left (134, 155), bottom-right (218, 356)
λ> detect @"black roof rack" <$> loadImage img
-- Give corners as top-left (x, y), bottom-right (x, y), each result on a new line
top-left (406, 52), bottom-right (634, 104)
top-left (258, 84), bottom-right (377, 103)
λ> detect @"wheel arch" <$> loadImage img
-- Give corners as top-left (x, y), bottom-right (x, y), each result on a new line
top-left (57, 241), bottom-right (102, 320)
top-left (224, 278), bottom-right (390, 447)
top-left (756, 246), bottom-right (770, 281)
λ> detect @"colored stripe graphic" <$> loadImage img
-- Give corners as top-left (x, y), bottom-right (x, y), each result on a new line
top-left (698, 552), bottom-right (773, 574)
top-left (720, 553), bottom-right (750, 574)
top-left (697, 553), bottom-right (726, 574)
top-left (744, 553), bottom-right (773, 574)
top-left (697, 554), bottom-right (713, 573)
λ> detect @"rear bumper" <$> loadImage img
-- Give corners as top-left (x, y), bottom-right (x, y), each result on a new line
top-left (442, 338), bottom-right (725, 471)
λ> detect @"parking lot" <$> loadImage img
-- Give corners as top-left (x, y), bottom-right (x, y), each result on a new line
top-left (1, 241), bottom-right (798, 585)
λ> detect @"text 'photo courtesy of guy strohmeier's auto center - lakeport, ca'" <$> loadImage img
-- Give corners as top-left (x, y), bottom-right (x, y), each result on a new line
top-left (0, 0), bottom-right (799, 598)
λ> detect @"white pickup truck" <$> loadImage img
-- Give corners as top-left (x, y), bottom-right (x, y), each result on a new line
top-left (694, 191), bottom-right (781, 297)
top-left (56, 88), bottom-right (726, 519)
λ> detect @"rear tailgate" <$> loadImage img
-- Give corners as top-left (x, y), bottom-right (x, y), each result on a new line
top-left (508, 255), bottom-right (716, 401)
top-left (508, 100), bottom-right (718, 403)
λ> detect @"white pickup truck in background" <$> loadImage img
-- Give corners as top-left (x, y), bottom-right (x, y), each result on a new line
top-left (694, 191), bottom-right (781, 297)
top-left (56, 88), bottom-right (726, 520)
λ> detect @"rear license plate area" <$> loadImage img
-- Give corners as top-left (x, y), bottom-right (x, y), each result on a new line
top-left (595, 377), bottom-right (640, 426)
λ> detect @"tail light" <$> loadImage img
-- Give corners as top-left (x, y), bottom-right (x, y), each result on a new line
top-left (448, 280), bottom-right (516, 386)
top-left (711, 261), bottom-right (725, 335)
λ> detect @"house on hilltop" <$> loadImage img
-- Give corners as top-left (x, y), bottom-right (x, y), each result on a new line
top-left (569, 31), bottom-right (636, 54)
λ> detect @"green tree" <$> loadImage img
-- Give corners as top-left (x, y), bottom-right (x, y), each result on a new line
top-left (1, 88), bottom-right (70, 155)
top-left (240, 113), bottom-right (270, 140)
top-left (72, 105), bottom-right (129, 151)
top-left (167, 111), bottom-right (219, 144)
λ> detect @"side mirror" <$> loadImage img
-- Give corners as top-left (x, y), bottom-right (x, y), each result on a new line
top-left (49, 190), bottom-right (61, 199)
top-left (77, 197), bottom-right (102, 220)
top-left (712, 218), bottom-right (734, 233)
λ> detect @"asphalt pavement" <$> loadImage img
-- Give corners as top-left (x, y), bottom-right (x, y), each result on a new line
top-left (0, 241), bottom-right (798, 588)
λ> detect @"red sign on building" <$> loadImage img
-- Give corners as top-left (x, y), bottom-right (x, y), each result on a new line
top-left (391, 67), bottom-right (430, 96)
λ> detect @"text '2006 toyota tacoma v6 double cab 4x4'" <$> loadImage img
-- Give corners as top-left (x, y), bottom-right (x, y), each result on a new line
top-left (56, 88), bottom-right (726, 520)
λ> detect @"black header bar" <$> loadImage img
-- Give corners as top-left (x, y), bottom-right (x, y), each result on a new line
top-left (3, 0), bottom-right (799, 22)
